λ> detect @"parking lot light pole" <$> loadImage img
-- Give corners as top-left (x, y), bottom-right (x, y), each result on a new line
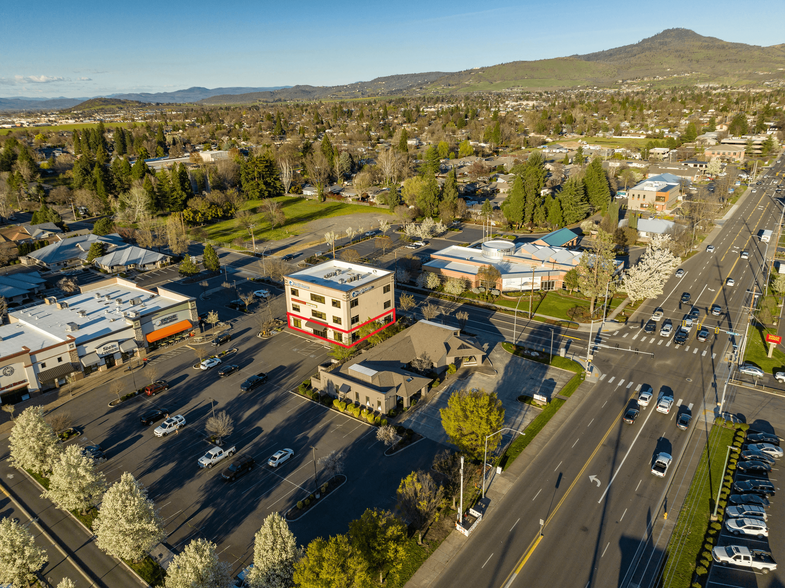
top-left (483, 427), bottom-right (525, 499)
top-left (311, 446), bottom-right (319, 497)
top-left (712, 445), bottom-right (739, 520)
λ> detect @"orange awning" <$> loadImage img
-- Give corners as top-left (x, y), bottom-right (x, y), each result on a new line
top-left (146, 320), bottom-right (192, 343)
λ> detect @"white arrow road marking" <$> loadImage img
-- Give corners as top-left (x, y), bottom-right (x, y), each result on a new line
top-left (589, 475), bottom-right (601, 487)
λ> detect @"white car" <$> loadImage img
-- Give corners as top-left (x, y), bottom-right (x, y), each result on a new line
top-left (651, 453), bottom-right (672, 477)
top-left (268, 448), bottom-right (294, 468)
top-left (775, 372), bottom-right (785, 383)
top-left (253, 289), bottom-right (271, 298)
top-left (651, 308), bottom-right (664, 322)
top-left (200, 357), bottom-right (222, 370)
top-left (638, 387), bottom-right (653, 407)
top-left (706, 245), bottom-right (715, 253)
top-left (741, 251), bottom-right (749, 259)
top-left (726, 277), bottom-right (735, 286)
top-left (657, 394), bottom-right (674, 414)
top-left (675, 269), bottom-right (684, 277)
top-left (154, 415), bottom-right (186, 437)
top-left (746, 443), bottom-right (783, 459)
top-left (739, 364), bottom-right (764, 378)
top-left (659, 323), bottom-right (673, 337)
top-left (725, 517), bottom-right (768, 538)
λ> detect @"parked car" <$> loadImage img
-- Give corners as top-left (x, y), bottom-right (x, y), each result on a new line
top-left (144, 380), bottom-right (169, 396)
top-left (746, 433), bottom-right (780, 446)
top-left (740, 450), bottom-right (776, 465)
top-left (657, 394), bottom-right (674, 414)
top-left (198, 445), bottom-right (236, 469)
top-left (675, 269), bottom-right (684, 277)
top-left (638, 387), bottom-right (653, 407)
top-left (775, 372), bottom-right (785, 383)
top-left (725, 517), bottom-right (768, 538)
top-left (81, 445), bottom-right (104, 460)
top-left (676, 412), bottom-right (692, 430)
top-left (681, 292), bottom-right (691, 303)
top-left (140, 407), bottom-right (169, 426)
top-left (711, 304), bottom-right (722, 316)
top-left (240, 373), bottom-right (268, 393)
top-left (744, 443), bottom-right (783, 458)
top-left (281, 253), bottom-right (299, 261)
top-left (253, 290), bottom-right (271, 299)
top-left (222, 455), bottom-right (256, 481)
top-left (651, 308), bottom-right (664, 322)
top-left (218, 364), bottom-right (240, 377)
top-left (697, 328), bottom-right (709, 342)
top-left (737, 460), bottom-right (772, 474)
top-left (267, 448), bottom-right (294, 468)
top-left (623, 407), bottom-right (639, 424)
top-left (732, 480), bottom-right (776, 496)
top-left (726, 504), bottom-right (768, 520)
top-left (729, 493), bottom-right (770, 507)
top-left (154, 415), bottom-right (186, 437)
top-left (739, 364), bottom-right (765, 378)
top-left (712, 545), bottom-right (777, 573)
top-left (228, 300), bottom-right (247, 311)
top-left (200, 357), bottom-right (222, 370)
top-left (212, 334), bottom-right (231, 347)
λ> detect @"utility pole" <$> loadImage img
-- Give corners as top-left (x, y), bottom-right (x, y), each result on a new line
top-left (311, 446), bottom-right (319, 496)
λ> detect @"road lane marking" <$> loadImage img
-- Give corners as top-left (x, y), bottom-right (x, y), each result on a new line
top-left (666, 341), bottom-right (671, 347)
top-left (554, 461), bottom-right (562, 471)
top-left (694, 348), bottom-right (699, 354)
top-left (620, 508), bottom-right (627, 522)
top-left (636, 479), bottom-right (642, 491)
top-left (602, 542), bottom-right (610, 558)
top-left (602, 400), bottom-right (608, 407)
top-left (677, 399), bottom-right (683, 406)
top-left (616, 379), bottom-right (625, 387)
top-left (703, 350), bottom-right (707, 356)
top-left (623, 333), bottom-right (629, 338)
top-left (633, 333), bottom-right (640, 340)
top-left (688, 402), bottom-right (694, 410)
top-left (627, 381), bottom-right (634, 389)
top-left (482, 553), bottom-right (494, 568)
top-left (532, 489), bottom-right (542, 501)
top-left (685, 346), bottom-right (690, 352)
top-left (572, 438), bottom-right (580, 448)
top-left (510, 518), bottom-right (520, 532)
top-left (600, 374), bottom-right (607, 381)
top-left (587, 419), bottom-right (594, 427)
top-left (658, 340), bottom-right (663, 345)
top-left (713, 353), bottom-right (717, 359)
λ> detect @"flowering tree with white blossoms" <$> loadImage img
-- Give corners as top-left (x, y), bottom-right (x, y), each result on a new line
top-left (622, 234), bottom-right (682, 302)
top-left (57, 579), bottom-right (77, 588)
top-left (164, 539), bottom-right (232, 588)
top-left (42, 444), bottom-right (107, 515)
top-left (0, 518), bottom-right (48, 586)
top-left (9, 406), bottom-right (61, 475)
top-left (247, 512), bottom-right (301, 588)
top-left (94, 472), bottom-right (166, 561)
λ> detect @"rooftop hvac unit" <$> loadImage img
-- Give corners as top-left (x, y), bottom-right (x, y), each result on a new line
top-left (56, 301), bottom-right (69, 309)
top-left (77, 310), bottom-right (87, 317)
top-left (115, 299), bottom-right (122, 306)
top-left (104, 309), bottom-right (112, 315)
top-left (93, 293), bottom-right (102, 299)
top-left (130, 297), bottom-right (141, 306)
top-left (45, 296), bottom-right (57, 305)
top-left (65, 322), bottom-right (79, 332)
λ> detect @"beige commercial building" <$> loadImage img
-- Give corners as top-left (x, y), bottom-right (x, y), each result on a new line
top-left (285, 261), bottom-right (395, 347)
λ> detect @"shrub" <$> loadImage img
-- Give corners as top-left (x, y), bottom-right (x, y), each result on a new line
top-left (739, 423), bottom-right (750, 431)
top-left (411, 399), bottom-right (418, 407)
top-left (692, 583), bottom-right (702, 588)
top-left (366, 412), bottom-right (375, 423)
top-left (431, 379), bottom-right (440, 388)
top-left (388, 408), bottom-right (397, 418)
top-left (447, 364), bottom-right (457, 374)
top-left (298, 383), bottom-right (308, 395)
top-left (381, 419), bottom-right (387, 426)
top-left (695, 566), bottom-right (708, 576)
top-left (308, 494), bottom-right (315, 501)
top-left (304, 498), bottom-right (311, 507)
top-left (297, 500), bottom-right (303, 509)
top-left (705, 537), bottom-right (715, 546)
top-left (700, 558), bottom-right (710, 569)
top-left (333, 399), bottom-right (342, 410)
top-left (396, 426), bottom-right (406, 436)
top-left (711, 522), bottom-right (721, 531)
top-left (373, 416), bottom-right (381, 425)
top-left (702, 550), bottom-right (712, 561)
top-left (321, 483), bottom-right (328, 493)
top-left (302, 379), bottom-right (311, 389)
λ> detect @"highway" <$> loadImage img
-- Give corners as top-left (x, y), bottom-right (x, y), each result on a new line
top-left (429, 158), bottom-right (785, 588)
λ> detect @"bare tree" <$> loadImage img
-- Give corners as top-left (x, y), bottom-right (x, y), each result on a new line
top-left (398, 293), bottom-right (415, 313)
top-left (260, 199), bottom-right (285, 228)
top-left (145, 365), bottom-right (158, 386)
top-left (318, 450), bottom-right (345, 479)
top-left (278, 158), bottom-right (293, 194)
top-left (193, 346), bottom-right (209, 362)
top-left (239, 292), bottom-right (255, 310)
top-left (340, 248), bottom-right (361, 263)
top-left (432, 449), bottom-right (462, 509)
top-left (410, 352), bottom-right (433, 373)
top-left (376, 425), bottom-right (400, 448)
top-left (166, 213), bottom-right (189, 255)
top-left (206, 310), bottom-right (220, 332)
top-left (455, 310), bottom-right (469, 331)
top-left (1, 404), bottom-right (16, 421)
top-left (110, 380), bottom-right (124, 402)
top-left (305, 151), bottom-right (330, 196)
top-left (324, 231), bottom-right (338, 259)
top-left (205, 411), bottom-right (234, 444)
top-left (375, 235), bottom-right (392, 255)
top-left (421, 303), bottom-right (441, 322)
top-left (57, 277), bottom-right (78, 295)
top-left (345, 226), bottom-right (357, 243)
top-left (378, 148), bottom-right (399, 186)
top-left (46, 412), bottom-right (72, 435)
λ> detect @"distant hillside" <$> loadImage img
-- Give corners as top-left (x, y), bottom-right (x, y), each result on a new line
top-left (66, 98), bottom-right (145, 112)
top-left (109, 86), bottom-right (290, 103)
top-left (0, 97), bottom-right (86, 112)
top-left (427, 28), bottom-right (785, 92)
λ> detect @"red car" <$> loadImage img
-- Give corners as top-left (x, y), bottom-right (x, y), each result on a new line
top-left (144, 380), bottom-right (169, 396)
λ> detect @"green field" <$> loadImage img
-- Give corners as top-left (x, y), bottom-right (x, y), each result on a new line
top-left (743, 323), bottom-right (785, 374)
top-left (0, 122), bottom-right (130, 136)
top-left (200, 195), bottom-right (392, 246)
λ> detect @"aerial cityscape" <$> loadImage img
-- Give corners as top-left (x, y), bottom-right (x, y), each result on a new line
top-left (1, 4), bottom-right (785, 588)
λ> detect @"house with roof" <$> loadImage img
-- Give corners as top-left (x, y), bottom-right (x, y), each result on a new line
top-left (0, 223), bottom-right (61, 246)
top-left (532, 228), bottom-right (579, 248)
top-left (635, 218), bottom-right (684, 240)
top-left (311, 320), bottom-right (485, 412)
top-left (626, 173), bottom-right (682, 212)
top-left (0, 271), bottom-right (47, 306)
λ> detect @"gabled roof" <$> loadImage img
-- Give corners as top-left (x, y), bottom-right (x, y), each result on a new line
top-left (27, 233), bottom-right (126, 266)
top-left (94, 246), bottom-right (169, 268)
top-left (637, 218), bottom-right (677, 234)
top-left (535, 228), bottom-right (578, 248)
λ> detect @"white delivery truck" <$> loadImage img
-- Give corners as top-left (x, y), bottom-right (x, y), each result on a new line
top-left (760, 229), bottom-right (772, 242)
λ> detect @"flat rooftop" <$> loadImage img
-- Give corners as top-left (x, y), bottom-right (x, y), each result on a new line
top-left (287, 260), bottom-right (391, 292)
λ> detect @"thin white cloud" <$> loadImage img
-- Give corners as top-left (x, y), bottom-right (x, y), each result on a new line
top-left (3, 75), bottom-right (66, 84)
top-left (78, 77), bottom-right (92, 81)
top-left (26, 75), bottom-right (65, 83)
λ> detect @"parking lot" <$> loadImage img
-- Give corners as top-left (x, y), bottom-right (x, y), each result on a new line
top-left (706, 387), bottom-right (785, 588)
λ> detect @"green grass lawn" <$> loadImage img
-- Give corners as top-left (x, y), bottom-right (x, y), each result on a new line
top-left (502, 398), bottom-right (566, 469)
top-left (201, 196), bottom-right (391, 245)
top-left (559, 372), bottom-right (585, 397)
top-left (0, 122), bottom-right (129, 136)
top-left (743, 324), bottom-right (785, 374)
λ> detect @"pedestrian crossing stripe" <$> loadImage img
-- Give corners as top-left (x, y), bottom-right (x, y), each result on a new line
top-left (627, 381), bottom-right (634, 389)
top-left (635, 383), bottom-right (642, 391)
top-left (617, 379), bottom-right (625, 387)
top-left (658, 340), bottom-right (663, 345)
top-left (600, 374), bottom-right (607, 381)
top-left (693, 348), bottom-right (699, 354)
top-left (608, 376), bottom-right (615, 383)
top-left (623, 333), bottom-right (629, 338)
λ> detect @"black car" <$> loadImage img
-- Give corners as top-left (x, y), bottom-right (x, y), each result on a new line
top-left (732, 480), bottom-right (776, 496)
top-left (228, 300), bottom-right (247, 311)
top-left (140, 407), bottom-right (169, 426)
top-left (688, 308), bottom-right (701, 320)
top-left (747, 433), bottom-right (780, 446)
top-left (644, 320), bottom-right (656, 333)
top-left (218, 364), bottom-right (239, 377)
top-left (222, 455), bottom-right (256, 481)
top-left (677, 412), bottom-right (692, 430)
top-left (212, 333), bottom-right (231, 347)
top-left (623, 407), bottom-right (639, 424)
top-left (681, 292), bottom-right (691, 303)
top-left (674, 331), bottom-right (688, 346)
top-left (740, 450), bottom-right (776, 465)
top-left (737, 460), bottom-right (772, 474)
top-left (240, 372), bottom-right (268, 393)
top-left (81, 445), bottom-right (105, 460)
top-left (281, 253), bottom-right (299, 261)
top-left (729, 493), bottom-right (770, 507)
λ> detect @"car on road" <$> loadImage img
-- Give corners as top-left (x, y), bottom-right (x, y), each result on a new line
top-left (675, 269), bottom-right (684, 277)
top-left (706, 245), bottom-right (715, 253)
top-left (711, 304), bottom-right (722, 316)
top-left (651, 308), bottom-right (664, 322)
top-left (741, 251), bottom-right (750, 259)
top-left (267, 448), bottom-right (294, 468)
top-left (140, 407), bottom-right (169, 426)
top-left (644, 320), bottom-right (656, 333)
top-left (154, 415), bottom-right (186, 437)
top-left (638, 387), bottom-right (653, 407)
top-left (281, 253), bottom-right (299, 261)
top-left (725, 517), bottom-right (768, 538)
top-left (218, 364), bottom-right (239, 377)
top-left (656, 393), bottom-right (674, 414)
top-left (676, 412), bottom-right (692, 430)
top-left (651, 453), bottom-right (672, 477)
top-left (697, 327), bottom-right (709, 342)
top-left (240, 372), bottom-right (268, 393)
top-left (732, 480), bottom-right (776, 496)
top-left (222, 455), bottom-right (256, 482)
top-left (81, 445), bottom-right (104, 460)
top-left (726, 277), bottom-right (735, 286)
top-left (144, 380), bottom-right (169, 396)
top-left (623, 407), bottom-right (639, 424)
top-left (681, 292), bottom-right (691, 303)
top-left (739, 363), bottom-right (765, 378)
top-left (200, 357), bottom-right (222, 370)
top-left (747, 432), bottom-right (780, 446)
top-left (737, 460), bottom-right (772, 474)
top-left (413, 240), bottom-right (428, 247)
top-left (744, 443), bottom-right (783, 458)
top-left (726, 504), bottom-right (768, 521)
top-left (740, 450), bottom-right (776, 465)
top-left (674, 331), bottom-right (688, 346)
top-left (212, 333), bottom-right (231, 347)
top-left (660, 320), bottom-right (673, 337)
top-left (688, 308), bottom-right (700, 320)
top-left (364, 230), bottom-right (377, 237)
top-left (729, 493), bottom-right (771, 507)
top-left (253, 290), bottom-right (270, 299)
top-left (404, 243), bottom-right (418, 249)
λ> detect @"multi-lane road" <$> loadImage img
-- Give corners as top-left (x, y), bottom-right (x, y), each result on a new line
top-left (428, 160), bottom-right (785, 588)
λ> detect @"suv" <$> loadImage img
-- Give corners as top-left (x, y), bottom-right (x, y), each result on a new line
top-left (144, 380), bottom-right (169, 396)
top-left (681, 292), bottom-right (691, 303)
top-left (222, 455), bottom-right (256, 481)
top-left (240, 373), bottom-right (268, 393)
top-left (212, 333), bottom-right (231, 347)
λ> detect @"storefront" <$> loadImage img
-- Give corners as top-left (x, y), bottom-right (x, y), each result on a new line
top-left (0, 362), bottom-right (30, 405)
top-left (146, 319), bottom-right (194, 348)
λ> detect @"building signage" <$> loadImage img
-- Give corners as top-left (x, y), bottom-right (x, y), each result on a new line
top-left (288, 280), bottom-right (310, 290)
top-left (155, 314), bottom-right (180, 328)
top-left (351, 285), bottom-right (375, 298)
top-left (1, 366), bottom-right (14, 377)
top-left (766, 334), bottom-right (782, 345)
top-left (96, 342), bottom-right (120, 356)
top-left (0, 380), bottom-right (26, 392)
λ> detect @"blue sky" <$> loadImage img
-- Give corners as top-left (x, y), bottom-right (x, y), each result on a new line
top-left (1, 0), bottom-right (784, 98)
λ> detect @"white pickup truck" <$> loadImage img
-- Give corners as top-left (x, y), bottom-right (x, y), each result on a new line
top-left (651, 453), bottom-right (672, 477)
top-left (712, 545), bottom-right (777, 573)
top-left (198, 445), bottom-right (236, 469)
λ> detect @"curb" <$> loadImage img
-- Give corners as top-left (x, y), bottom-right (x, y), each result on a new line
top-left (285, 475), bottom-right (348, 523)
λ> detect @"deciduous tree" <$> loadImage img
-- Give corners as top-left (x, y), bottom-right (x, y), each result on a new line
top-left (202, 243), bottom-right (220, 272)
top-left (396, 471), bottom-right (443, 544)
top-left (205, 411), bottom-right (234, 444)
top-left (42, 444), bottom-right (107, 515)
top-left (293, 534), bottom-right (371, 588)
top-left (165, 538), bottom-right (232, 588)
top-left (247, 512), bottom-right (301, 588)
top-left (0, 518), bottom-right (48, 587)
top-left (349, 509), bottom-right (407, 583)
top-left (440, 388), bottom-right (504, 460)
top-left (9, 406), bottom-right (61, 475)
top-left (576, 229), bottom-right (616, 315)
top-left (621, 234), bottom-right (681, 302)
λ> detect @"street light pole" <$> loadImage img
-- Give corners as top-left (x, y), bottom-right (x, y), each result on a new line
top-left (586, 319), bottom-right (595, 376)
top-left (550, 329), bottom-right (554, 363)
top-left (209, 396), bottom-right (216, 419)
top-left (512, 289), bottom-right (527, 344)
top-left (482, 427), bottom-right (525, 499)
top-left (311, 446), bottom-right (319, 495)
top-left (713, 445), bottom-right (739, 519)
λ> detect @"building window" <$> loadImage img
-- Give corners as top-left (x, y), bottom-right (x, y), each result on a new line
top-left (292, 303), bottom-right (301, 312)
top-left (384, 300), bottom-right (391, 309)
top-left (311, 293), bottom-right (325, 304)
top-left (383, 285), bottom-right (391, 294)
top-left (350, 299), bottom-right (358, 308)
top-left (332, 300), bottom-right (341, 308)
top-left (291, 288), bottom-right (299, 297)
top-left (292, 318), bottom-right (302, 328)
top-left (40, 362), bottom-right (46, 368)
top-left (351, 315), bottom-right (359, 325)
top-left (377, 400), bottom-right (382, 410)
top-left (332, 316), bottom-right (342, 325)
top-left (333, 331), bottom-right (343, 342)
top-left (312, 310), bottom-right (326, 320)
top-left (57, 357), bottom-right (63, 363)
top-left (542, 280), bottom-right (555, 291)
top-left (365, 396), bottom-right (370, 406)
top-left (355, 392), bottom-right (359, 401)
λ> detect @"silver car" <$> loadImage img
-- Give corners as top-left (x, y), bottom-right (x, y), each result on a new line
top-left (738, 364), bottom-right (764, 378)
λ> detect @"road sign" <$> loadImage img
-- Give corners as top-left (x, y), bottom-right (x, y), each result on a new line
top-left (766, 334), bottom-right (782, 345)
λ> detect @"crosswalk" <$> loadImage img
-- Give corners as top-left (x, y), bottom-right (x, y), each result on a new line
top-left (601, 329), bottom-right (717, 359)
top-left (597, 373), bottom-right (695, 409)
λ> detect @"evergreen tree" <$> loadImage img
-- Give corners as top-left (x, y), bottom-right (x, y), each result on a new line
top-left (273, 113), bottom-right (285, 136)
top-left (546, 196), bottom-right (564, 227)
top-left (558, 176), bottom-right (590, 225)
top-left (520, 152), bottom-right (546, 227)
top-left (584, 158), bottom-right (611, 214)
top-left (240, 152), bottom-right (284, 200)
top-left (398, 128), bottom-right (409, 153)
top-left (416, 173), bottom-right (440, 218)
top-left (111, 157), bottom-right (133, 193)
top-left (502, 175), bottom-right (525, 228)
top-left (532, 199), bottom-right (547, 228)
top-left (72, 130), bottom-right (82, 155)
top-left (93, 165), bottom-right (109, 209)
top-left (155, 123), bottom-right (166, 155)
top-left (202, 244), bottom-right (220, 272)
top-left (320, 135), bottom-right (334, 168)
top-left (131, 155), bottom-right (148, 181)
top-left (442, 169), bottom-right (458, 205)
top-left (114, 127), bottom-right (126, 156)
top-left (421, 146), bottom-right (440, 177)
top-left (178, 256), bottom-right (199, 276)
